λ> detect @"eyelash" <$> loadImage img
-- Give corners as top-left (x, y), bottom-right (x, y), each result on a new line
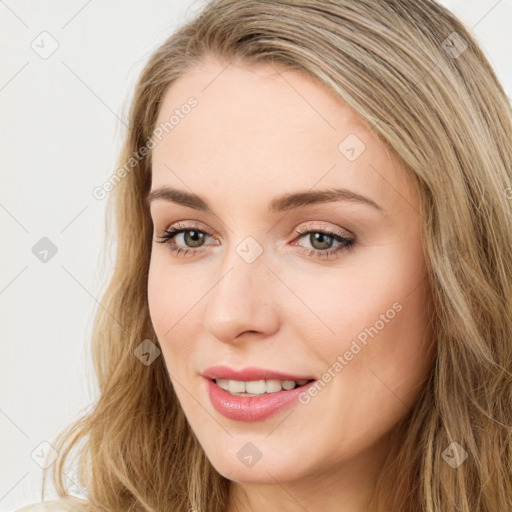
top-left (155, 221), bottom-right (356, 260)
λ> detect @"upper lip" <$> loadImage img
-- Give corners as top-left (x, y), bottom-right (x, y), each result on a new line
top-left (202, 365), bottom-right (316, 382)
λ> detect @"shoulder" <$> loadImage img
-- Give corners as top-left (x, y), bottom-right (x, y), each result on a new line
top-left (13, 500), bottom-right (81, 512)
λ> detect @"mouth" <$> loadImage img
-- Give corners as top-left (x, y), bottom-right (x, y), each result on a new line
top-left (210, 377), bottom-right (316, 397)
top-left (204, 374), bottom-right (318, 422)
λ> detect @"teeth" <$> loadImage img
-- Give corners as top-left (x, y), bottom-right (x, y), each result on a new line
top-left (282, 380), bottom-right (296, 390)
top-left (246, 380), bottom-right (266, 394)
top-left (215, 378), bottom-right (310, 396)
top-left (266, 379), bottom-right (282, 393)
top-left (229, 380), bottom-right (245, 393)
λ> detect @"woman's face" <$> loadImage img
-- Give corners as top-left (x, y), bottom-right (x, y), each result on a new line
top-left (147, 57), bottom-right (435, 493)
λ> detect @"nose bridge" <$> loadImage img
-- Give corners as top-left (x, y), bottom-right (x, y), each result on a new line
top-left (203, 238), bottom-right (279, 342)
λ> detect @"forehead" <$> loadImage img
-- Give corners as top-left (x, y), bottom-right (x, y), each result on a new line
top-left (154, 58), bottom-right (370, 153)
top-left (150, 58), bottom-right (416, 215)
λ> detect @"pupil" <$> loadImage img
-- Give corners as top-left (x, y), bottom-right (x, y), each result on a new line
top-left (185, 230), bottom-right (204, 247)
top-left (311, 232), bottom-right (332, 250)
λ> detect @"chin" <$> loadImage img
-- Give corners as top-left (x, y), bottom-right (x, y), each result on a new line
top-left (206, 446), bottom-right (308, 484)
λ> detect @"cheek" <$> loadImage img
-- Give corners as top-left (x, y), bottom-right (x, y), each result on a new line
top-left (147, 252), bottom-right (196, 329)
top-left (294, 232), bottom-right (432, 369)
top-left (147, 257), bottom-right (195, 364)
top-left (290, 237), bottom-right (429, 344)
top-left (147, 258), bottom-right (169, 336)
top-left (316, 244), bottom-right (434, 408)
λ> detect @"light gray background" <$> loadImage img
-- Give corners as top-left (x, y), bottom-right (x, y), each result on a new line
top-left (1, 1), bottom-right (511, 510)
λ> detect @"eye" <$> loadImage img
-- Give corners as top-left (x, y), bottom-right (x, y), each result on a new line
top-left (292, 223), bottom-right (356, 259)
top-left (155, 221), bottom-right (356, 260)
top-left (155, 221), bottom-right (216, 258)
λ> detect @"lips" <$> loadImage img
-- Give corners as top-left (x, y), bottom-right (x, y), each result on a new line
top-left (204, 378), bottom-right (317, 422)
top-left (202, 365), bottom-right (316, 382)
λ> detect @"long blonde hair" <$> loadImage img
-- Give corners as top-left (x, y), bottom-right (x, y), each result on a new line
top-left (41, 1), bottom-right (512, 511)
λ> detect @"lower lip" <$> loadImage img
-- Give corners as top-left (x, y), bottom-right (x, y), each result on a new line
top-left (205, 378), bottom-right (316, 422)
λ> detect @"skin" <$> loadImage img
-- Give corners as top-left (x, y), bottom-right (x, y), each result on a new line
top-left (147, 56), bottom-right (436, 512)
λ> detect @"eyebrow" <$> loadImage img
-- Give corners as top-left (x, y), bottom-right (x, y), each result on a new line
top-left (145, 185), bottom-right (382, 213)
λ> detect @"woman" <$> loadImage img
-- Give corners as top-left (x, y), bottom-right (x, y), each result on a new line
top-left (17, 0), bottom-right (512, 511)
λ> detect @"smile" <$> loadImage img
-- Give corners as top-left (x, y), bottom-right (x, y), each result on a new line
top-left (205, 377), bottom-right (317, 422)
top-left (215, 378), bottom-right (313, 396)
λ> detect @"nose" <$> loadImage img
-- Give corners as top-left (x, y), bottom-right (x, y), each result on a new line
top-left (203, 249), bottom-right (280, 344)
